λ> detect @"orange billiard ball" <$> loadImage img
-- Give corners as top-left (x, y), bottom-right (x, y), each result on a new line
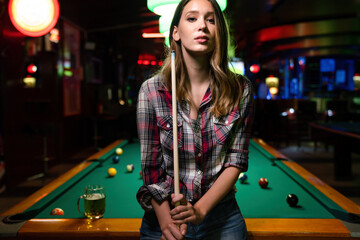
top-left (50, 208), bottom-right (64, 215)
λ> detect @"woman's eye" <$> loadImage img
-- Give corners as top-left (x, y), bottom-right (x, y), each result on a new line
top-left (187, 17), bottom-right (196, 22)
top-left (207, 18), bottom-right (215, 24)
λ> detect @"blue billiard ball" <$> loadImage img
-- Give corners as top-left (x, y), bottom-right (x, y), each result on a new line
top-left (238, 173), bottom-right (248, 183)
top-left (112, 156), bottom-right (120, 163)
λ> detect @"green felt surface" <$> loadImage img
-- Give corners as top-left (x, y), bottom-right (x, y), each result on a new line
top-left (25, 140), bottom-right (346, 220)
top-left (235, 142), bottom-right (345, 219)
top-left (28, 140), bottom-right (144, 219)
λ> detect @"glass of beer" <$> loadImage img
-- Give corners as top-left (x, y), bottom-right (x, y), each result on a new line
top-left (77, 185), bottom-right (105, 219)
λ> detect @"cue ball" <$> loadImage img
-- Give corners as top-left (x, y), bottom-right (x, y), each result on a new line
top-left (108, 167), bottom-right (117, 177)
top-left (238, 173), bottom-right (248, 183)
top-left (258, 177), bottom-right (268, 188)
top-left (50, 208), bottom-right (64, 215)
top-left (115, 148), bottom-right (123, 155)
top-left (126, 164), bottom-right (134, 173)
top-left (286, 194), bottom-right (299, 207)
top-left (112, 156), bottom-right (120, 163)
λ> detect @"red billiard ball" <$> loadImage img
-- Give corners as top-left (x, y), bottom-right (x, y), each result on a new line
top-left (140, 171), bottom-right (143, 177)
top-left (50, 208), bottom-right (64, 215)
top-left (258, 177), bottom-right (268, 188)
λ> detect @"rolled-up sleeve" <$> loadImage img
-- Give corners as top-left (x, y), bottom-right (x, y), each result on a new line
top-left (223, 77), bottom-right (254, 172)
top-left (136, 80), bottom-right (172, 211)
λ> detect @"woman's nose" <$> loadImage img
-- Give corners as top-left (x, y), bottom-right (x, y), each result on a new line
top-left (198, 18), bottom-right (207, 31)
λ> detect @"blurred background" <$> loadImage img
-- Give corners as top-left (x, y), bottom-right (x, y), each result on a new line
top-left (0, 0), bottom-right (359, 210)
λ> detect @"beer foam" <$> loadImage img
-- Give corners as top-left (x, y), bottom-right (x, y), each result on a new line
top-left (86, 193), bottom-right (105, 200)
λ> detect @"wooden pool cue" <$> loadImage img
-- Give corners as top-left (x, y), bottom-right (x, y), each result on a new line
top-left (171, 50), bottom-right (180, 207)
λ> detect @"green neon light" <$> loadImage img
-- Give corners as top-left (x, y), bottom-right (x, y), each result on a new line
top-left (64, 70), bottom-right (73, 77)
top-left (147, 0), bottom-right (180, 15)
top-left (159, 15), bottom-right (172, 33)
top-left (216, 0), bottom-right (227, 11)
top-left (353, 97), bottom-right (360, 105)
top-left (148, 0), bottom-right (226, 15)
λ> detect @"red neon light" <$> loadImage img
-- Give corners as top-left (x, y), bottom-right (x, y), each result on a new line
top-left (8, 0), bottom-right (60, 37)
top-left (138, 59), bottom-right (162, 66)
top-left (27, 64), bottom-right (37, 74)
top-left (138, 54), bottom-right (156, 60)
top-left (249, 64), bottom-right (260, 73)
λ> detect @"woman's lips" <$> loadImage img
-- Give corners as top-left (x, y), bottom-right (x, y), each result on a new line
top-left (195, 36), bottom-right (209, 43)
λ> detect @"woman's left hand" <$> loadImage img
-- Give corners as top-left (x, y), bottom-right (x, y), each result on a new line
top-left (170, 194), bottom-right (205, 225)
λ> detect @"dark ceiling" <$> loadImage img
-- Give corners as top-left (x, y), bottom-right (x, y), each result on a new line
top-left (59, 0), bottom-right (158, 33)
top-left (59, 0), bottom-right (360, 61)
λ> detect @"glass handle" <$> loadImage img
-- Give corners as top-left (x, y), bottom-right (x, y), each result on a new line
top-left (77, 195), bottom-right (85, 215)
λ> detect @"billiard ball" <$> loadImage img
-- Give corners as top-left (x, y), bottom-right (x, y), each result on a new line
top-left (115, 148), bottom-right (123, 155)
top-left (238, 173), bottom-right (248, 183)
top-left (139, 171), bottom-right (143, 177)
top-left (112, 156), bottom-right (120, 163)
top-left (50, 208), bottom-right (64, 215)
top-left (126, 164), bottom-right (134, 173)
top-left (258, 177), bottom-right (268, 188)
top-left (108, 167), bottom-right (117, 177)
top-left (286, 194), bottom-right (299, 207)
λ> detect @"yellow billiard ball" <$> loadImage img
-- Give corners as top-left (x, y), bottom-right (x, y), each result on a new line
top-left (108, 167), bottom-right (117, 177)
top-left (115, 148), bottom-right (123, 155)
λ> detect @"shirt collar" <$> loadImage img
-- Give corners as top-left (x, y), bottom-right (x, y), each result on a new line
top-left (201, 87), bottom-right (212, 107)
top-left (157, 76), bottom-right (168, 92)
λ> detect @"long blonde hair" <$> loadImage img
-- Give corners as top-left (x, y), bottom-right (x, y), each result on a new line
top-left (159, 0), bottom-right (243, 117)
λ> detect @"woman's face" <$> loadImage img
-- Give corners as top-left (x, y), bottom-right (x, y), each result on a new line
top-left (173, 0), bottom-right (216, 56)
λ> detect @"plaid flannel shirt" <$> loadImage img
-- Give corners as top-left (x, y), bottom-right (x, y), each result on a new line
top-left (136, 75), bottom-right (254, 211)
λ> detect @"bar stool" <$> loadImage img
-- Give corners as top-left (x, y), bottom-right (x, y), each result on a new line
top-left (23, 123), bottom-right (56, 181)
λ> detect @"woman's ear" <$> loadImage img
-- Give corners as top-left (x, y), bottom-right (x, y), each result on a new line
top-left (173, 26), bottom-right (180, 41)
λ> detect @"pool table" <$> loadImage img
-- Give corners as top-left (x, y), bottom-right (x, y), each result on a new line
top-left (309, 121), bottom-right (360, 179)
top-left (1, 138), bottom-right (359, 239)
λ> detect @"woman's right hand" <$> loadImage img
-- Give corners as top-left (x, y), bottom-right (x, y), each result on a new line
top-left (151, 198), bottom-right (187, 240)
top-left (159, 220), bottom-right (187, 240)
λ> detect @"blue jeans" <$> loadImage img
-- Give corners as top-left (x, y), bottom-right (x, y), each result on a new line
top-left (140, 194), bottom-right (248, 240)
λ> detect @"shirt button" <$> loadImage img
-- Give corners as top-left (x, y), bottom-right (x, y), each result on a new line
top-left (225, 120), bottom-right (229, 124)
top-left (198, 153), bottom-right (202, 157)
top-left (166, 124), bottom-right (170, 128)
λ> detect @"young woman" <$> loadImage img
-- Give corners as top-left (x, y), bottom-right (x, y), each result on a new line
top-left (136, 0), bottom-right (254, 239)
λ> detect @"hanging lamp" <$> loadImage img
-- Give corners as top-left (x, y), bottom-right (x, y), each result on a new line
top-left (8, 0), bottom-right (60, 37)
